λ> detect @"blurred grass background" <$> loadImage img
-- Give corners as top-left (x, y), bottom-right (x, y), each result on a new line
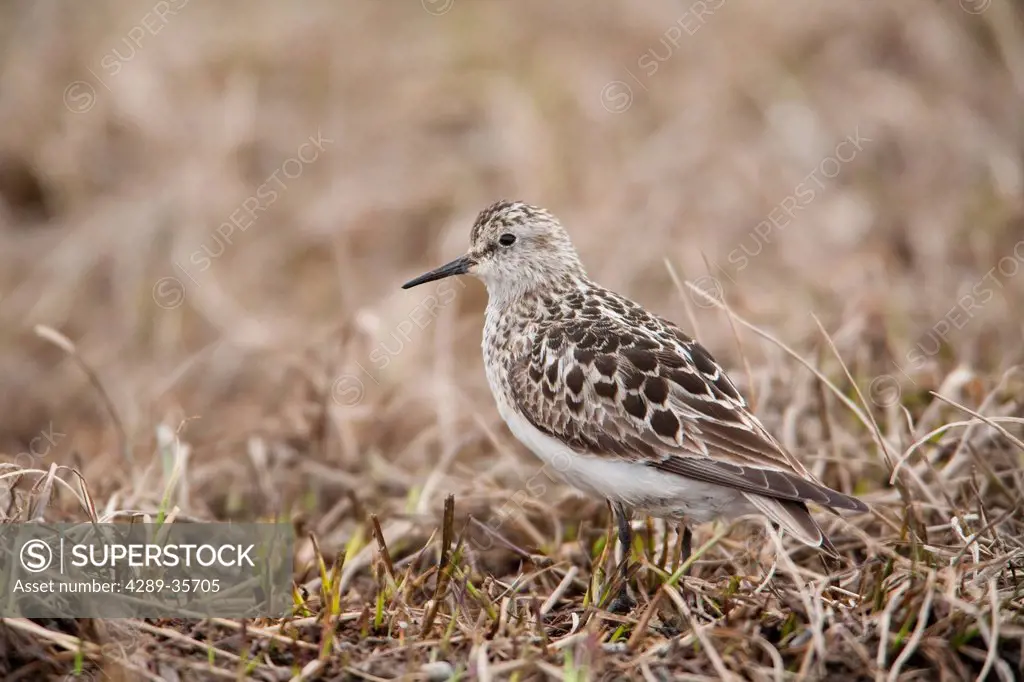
top-left (1, 0), bottom-right (1023, 678)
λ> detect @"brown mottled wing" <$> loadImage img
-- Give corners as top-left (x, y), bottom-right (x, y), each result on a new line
top-left (508, 304), bottom-right (866, 513)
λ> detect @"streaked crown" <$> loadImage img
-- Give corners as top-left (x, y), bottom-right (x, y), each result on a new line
top-left (467, 200), bottom-right (586, 299)
top-left (401, 200), bottom-right (587, 301)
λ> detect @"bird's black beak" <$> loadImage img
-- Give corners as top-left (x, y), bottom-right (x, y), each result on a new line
top-left (401, 255), bottom-right (475, 289)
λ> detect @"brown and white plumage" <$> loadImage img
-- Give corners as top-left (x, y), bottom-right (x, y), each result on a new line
top-left (403, 200), bottom-right (867, 557)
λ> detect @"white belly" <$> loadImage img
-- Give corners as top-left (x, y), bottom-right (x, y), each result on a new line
top-left (499, 404), bottom-right (752, 523)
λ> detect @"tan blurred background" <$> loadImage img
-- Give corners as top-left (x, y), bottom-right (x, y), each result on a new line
top-left (0, 0), bottom-right (1022, 525)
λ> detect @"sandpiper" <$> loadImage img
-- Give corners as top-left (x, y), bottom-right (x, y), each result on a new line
top-left (402, 200), bottom-right (867, 611)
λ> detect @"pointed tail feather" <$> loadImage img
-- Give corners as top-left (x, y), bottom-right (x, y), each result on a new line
top-left (743, 493), bottom-right (838, 555)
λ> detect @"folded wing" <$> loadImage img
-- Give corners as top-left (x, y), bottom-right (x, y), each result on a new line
top-left (507, 300), bottom-right (867, 540)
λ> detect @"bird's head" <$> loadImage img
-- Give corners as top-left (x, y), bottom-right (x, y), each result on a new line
top-left (402, 200), bottom-right (585, 300)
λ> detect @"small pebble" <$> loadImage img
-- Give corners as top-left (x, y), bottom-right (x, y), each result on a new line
top-left (421, 661), bottom-right (455, 681)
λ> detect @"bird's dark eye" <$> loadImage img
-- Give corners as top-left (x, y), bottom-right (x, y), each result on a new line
top-left (498, 233), bottom-right (516, 247)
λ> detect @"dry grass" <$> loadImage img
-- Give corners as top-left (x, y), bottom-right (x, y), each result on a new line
top-left (1, 0), bottom-right (1024, 679)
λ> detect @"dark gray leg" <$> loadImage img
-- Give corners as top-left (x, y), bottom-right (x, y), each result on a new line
top-left (681, 524), bottom-right (693, 570)
top-left (608, 502), bottom-right (636, 613)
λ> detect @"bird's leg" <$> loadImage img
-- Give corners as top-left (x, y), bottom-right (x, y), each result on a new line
top-left (680, 524), bottom-right (693, 572)
top-left (675, 522), bottom-right (697, 609)
top-left (670, 521), bottom-right (693, 574)
top-left (608, 502), bottom-right (636, 613)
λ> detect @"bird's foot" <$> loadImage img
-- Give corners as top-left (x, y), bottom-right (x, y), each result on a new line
top-left (607, 587), bottom-right (637, 614)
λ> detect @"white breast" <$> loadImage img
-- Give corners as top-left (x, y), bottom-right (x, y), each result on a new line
top-left (498, 403), bottom-right (751, 523)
